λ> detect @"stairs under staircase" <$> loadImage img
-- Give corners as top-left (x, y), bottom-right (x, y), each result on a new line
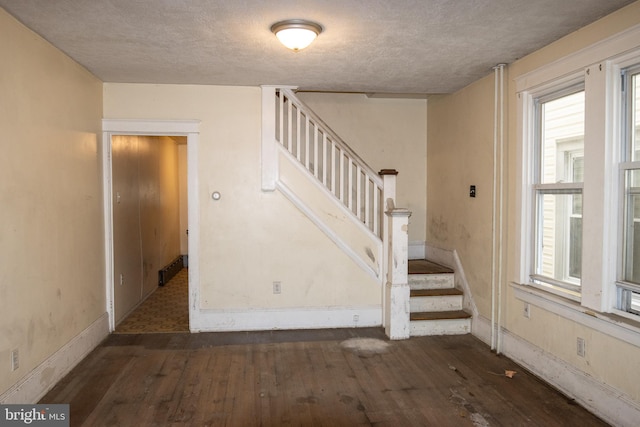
top-left (408, 259), bottom-right (471, 336)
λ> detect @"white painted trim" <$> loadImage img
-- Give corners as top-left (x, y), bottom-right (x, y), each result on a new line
top-left (189, 306), bottom-right (381, 332)
top-left (101, 119), bottom-right (200, 332)
top-left (261, 86), bottom-right (278, 191)
top-left (515, 24), bottom-right (640, 92)
top-left (0, 313), bottom-right (109, 404)
top-left (472, 315), bottom-right (640, 427)
top-left (102, 119), bottom-right (200, 134)
top-left (408, 241), bottom-right (425, 260)
top-left (512, 283), bottom-right (640, 348)
top-left (471, 314), bottom-right (493, 346)
top-left (425, 245), bottom-right (479, 317)
top-left (276, 179), bottom-right (382, 282)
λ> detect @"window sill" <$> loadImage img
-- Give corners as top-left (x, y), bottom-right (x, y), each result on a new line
top-left (511, 282), bottom-right (640, 348)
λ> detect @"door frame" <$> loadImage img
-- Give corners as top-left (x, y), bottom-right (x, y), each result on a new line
top-left (102, 119), bottom-right (200, 332)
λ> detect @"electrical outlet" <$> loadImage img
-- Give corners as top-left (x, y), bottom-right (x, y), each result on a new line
top-left (11, 349), bottom-right (19, 371)
top-left (523, 302), bottom-right (530, 319)
top-left (119, 273), bottom-right (124, 286)
top-left (353, 314), bottom-right (359, 323)
top-left (273, 281), bottom-right (281, 294)
top-left (577, 337), bottom-right (586, 357)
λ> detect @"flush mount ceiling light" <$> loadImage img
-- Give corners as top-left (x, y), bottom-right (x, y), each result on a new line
top-left (271, 19), bottom-right (323, 51)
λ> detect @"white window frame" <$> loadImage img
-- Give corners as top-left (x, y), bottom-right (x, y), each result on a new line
top-left (615, 64), bottom-right (640, 320)
top-left (515, 26), bottom-right (640, 320)
top-left (530, 87), bottom-right (585, 297)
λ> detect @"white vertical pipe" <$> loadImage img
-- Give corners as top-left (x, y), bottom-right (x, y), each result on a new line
top-left (497, 63), bottom-right (506, 354)
top-left (491, 66), bottom-right (499, 351)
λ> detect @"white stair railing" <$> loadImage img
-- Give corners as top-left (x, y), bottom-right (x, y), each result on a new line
top-left (274, 88), bottom-right (384, 238)
top-left (261, 86), bottom-right (410, 339)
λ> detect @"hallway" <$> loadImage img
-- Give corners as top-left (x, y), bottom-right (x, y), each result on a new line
top-left (115, 268), bottom-right (189, 334)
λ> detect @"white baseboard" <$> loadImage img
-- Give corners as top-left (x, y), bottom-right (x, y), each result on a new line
top-left (425, 244), bottom-right (478, 317)
top-left (0, 312), bottom-right (109, 404)
top-left (472, 316), bottom-right (640, 427)
top-left (409, 241), bottom-right (425, 260)
top-left (190, 306), bottom-right (381, 332)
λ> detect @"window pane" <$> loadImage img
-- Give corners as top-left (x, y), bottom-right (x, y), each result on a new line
top-left (540, 91), bottom-right (585, 184)
top-left (623, 169), bottom-right (640, 283)
top-left (536, 193), bottom-right (582, 284)
top-left (631, 72), bottom-right (640, 161)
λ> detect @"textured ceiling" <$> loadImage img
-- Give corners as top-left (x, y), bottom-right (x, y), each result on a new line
top-left (0, 0), bottom-right (636, 94)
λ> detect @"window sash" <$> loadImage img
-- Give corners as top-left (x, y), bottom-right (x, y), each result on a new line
top-left (532, 87), bottom-right (585, 294)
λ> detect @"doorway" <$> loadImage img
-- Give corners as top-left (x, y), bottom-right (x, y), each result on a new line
top-left (102, 119), bottom-right (200, 333)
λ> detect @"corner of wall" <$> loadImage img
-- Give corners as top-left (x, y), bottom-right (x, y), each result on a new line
top-left (0, 313), bottom-right (109, 404)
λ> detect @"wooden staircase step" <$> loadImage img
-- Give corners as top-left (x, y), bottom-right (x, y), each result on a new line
top-left (410, 310), bottom-right (472, 321)
top-left (408, 259), bottom-right (453, 275)
top-left (410, 288), bottom-right (462, 297)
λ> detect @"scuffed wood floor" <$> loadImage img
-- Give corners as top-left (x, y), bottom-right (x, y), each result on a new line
top-left (41, 329), bottom-right (609, 426)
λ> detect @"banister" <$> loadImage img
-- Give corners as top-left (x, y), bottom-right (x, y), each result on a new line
top-left (280, 88), bottom-right (384, 188)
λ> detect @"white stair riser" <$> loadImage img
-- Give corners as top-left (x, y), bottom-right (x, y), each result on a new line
top-left (409, 273), bottom-right (454, 290)
top-left (410, 295), bottom-right (463, 312)
top-left (410, 318), bottom-right (471, 336)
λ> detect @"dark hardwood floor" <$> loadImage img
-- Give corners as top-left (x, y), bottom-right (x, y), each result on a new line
top-left (40, 329), bottom-right (609, 426)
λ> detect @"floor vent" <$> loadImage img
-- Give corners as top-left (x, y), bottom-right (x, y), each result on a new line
top-left (158, 256), bottom-right (184, 286)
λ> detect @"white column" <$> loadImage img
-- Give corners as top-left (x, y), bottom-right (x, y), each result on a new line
top-left (385, 207), bottom-right (411, 340)
top-left (379, 169), bottom-right (398, 326)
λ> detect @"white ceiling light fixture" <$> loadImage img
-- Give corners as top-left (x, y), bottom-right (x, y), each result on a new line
top-left (271, 19), bottom-right (323, 51)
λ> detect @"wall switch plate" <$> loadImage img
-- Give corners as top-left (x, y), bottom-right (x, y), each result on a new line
top-left (273, 281), bottom-right (281, 294)
top-left (523, 302), bottom-right (530, 319)
top-left (11, 349), bottom-right (19, 371)
top-left (577, 337), bottom-right (586, 357)
top-left (469, 185), bottom-right (476, 198)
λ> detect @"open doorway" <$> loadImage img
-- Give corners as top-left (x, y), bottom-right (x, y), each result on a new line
top-left (110, 134), bottom-right (187, 332)
top-left (102, 119), bottom-right (200, 333)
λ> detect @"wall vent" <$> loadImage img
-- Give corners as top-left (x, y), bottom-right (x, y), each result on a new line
top-left (158, 255), bottom-right (185, 286)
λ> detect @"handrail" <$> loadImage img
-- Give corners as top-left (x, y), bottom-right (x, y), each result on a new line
top-left (280, 89), bottom-right (383, 187)
top-left (275, 88), bottom-right (384, 237)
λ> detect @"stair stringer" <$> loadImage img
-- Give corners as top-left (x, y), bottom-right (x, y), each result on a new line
top-left (276, 145), bottom-right (383, 283)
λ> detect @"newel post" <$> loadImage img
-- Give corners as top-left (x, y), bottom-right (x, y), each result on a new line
top-left (379, 169), bottom-right (411, 340)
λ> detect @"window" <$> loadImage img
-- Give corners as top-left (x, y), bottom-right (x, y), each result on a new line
top-left (516, 29), bottom-right (640, 323)
top-left (532, 89), bottom-right (585, 295)
top-left (618, 65), bottom-right (640, 315)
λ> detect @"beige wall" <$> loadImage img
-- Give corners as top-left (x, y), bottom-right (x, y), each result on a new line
top-left (427, 0), bottom-right (640, 407)
top-left (111, 135), bottom-right (181, 323)
top-left (427, 78), bottom-right (495, 315)
top-left (0, 9), bottom-right (104, 396)
top-left (103, 84), bottom-right (380, 312)
top-left (298, 93), bottom-right (427, 243)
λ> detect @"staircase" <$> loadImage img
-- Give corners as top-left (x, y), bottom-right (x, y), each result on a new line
top-left (408, 259), bottom-right (471, 336)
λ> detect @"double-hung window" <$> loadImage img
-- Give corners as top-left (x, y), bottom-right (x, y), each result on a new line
top-left (619, 65), bottom-right (640, 315)
top-left (517, 27), bottom-right (640, 335)
top-left (532, 87), bottom-right (585, 297)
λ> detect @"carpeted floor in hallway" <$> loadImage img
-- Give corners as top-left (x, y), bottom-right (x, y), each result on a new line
top-left (115, 268), bottom-right (189, 333)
